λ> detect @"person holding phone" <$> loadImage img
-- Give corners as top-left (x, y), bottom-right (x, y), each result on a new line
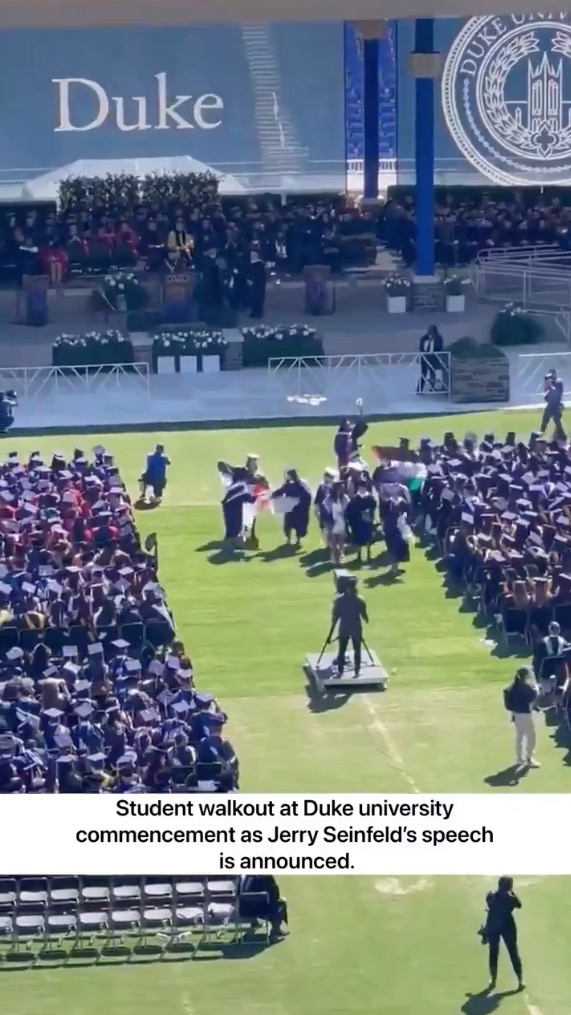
top-left (479, 876), bottom-right (524, 991)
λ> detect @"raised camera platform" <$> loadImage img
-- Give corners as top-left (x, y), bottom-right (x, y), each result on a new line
top-left (305, 650), bottom-right (388, 691)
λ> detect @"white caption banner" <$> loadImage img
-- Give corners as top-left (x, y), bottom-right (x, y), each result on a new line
top-left (1, 794), bottom-right (567, 876)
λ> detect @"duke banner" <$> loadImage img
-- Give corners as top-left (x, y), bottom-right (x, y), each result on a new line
top-left (0, 24), bottom-right (346, 189)
top-left (397, 12), bottom-right (571, 186)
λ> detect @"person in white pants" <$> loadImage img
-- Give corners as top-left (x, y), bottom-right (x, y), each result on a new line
top-left (503, 667), bottom-right (540, 769)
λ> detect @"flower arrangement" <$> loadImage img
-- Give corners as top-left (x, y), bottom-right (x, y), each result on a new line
top-left (241, 324), bottom-right (317, 343)
top-left (52, 331), bottom-right (134, 367)
top-left (153, 329), bottom-right (227, 356)
top-left (240, 324), bottom-right (323, 367)
top-left (490, 303), bottom-right (544, 347)
top-left (103, 272), bottom-right (148, 312)
top-left (384, 274), bottom-right (412, 298)
top-left (443, 275), bottom-right (467, 297)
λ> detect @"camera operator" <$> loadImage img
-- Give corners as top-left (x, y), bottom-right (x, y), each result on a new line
top-left (503, 667), bottom-right (540, 770)
top-left (479, 876), bottom-right (524, 992)
top-left (332, 575), bottom-right (368, 677)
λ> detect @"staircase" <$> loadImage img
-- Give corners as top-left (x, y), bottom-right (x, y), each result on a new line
top-left (241, 24), bottom-right (307, 183)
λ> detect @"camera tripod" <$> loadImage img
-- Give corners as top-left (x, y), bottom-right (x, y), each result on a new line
top-left (316, 623), bottom-right (375, 669)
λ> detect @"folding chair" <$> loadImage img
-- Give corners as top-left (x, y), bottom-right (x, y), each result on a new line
top-left (43, 626), bottom-right (65, 655)
top-left (171, 904), bottom-right (206, 943)
top-left (206, 878), bottom-right (239, 897)
top-left (0, 625), bottom-right (19, 652)
top-left (120, 622), bottom-right (145, 649)
top-left (0, 878), bottom-right (17, 912)
top-left (144, 619), bottom-right (172, 649)
top-left (0, 915), bottom-right (13, 943)
top-left (13, 909), bottom-right (45, 951)
top-left (205, 898), bottom-right (239, 942)
top-left (18, 878), bottom-right (48, 908)
top-left (111, 877), bottom-right (141, 904)
top-left (142, 881), bottom-right (173, 904)
top-left (140, 907), bottom-right (173, 946)
top-left (19, 628), bottom-right (44, 653)
top-left (49, 877), bottom-right (80, 910)
top-left (80, 878), bottom-right (110, 905)
top-left (76, 906), bottom-right (108, 945)
top-left (495, 607), bottom-right (530, 647)
top-left (107, 903), bottom-right (141, 944)
top-left (174, 880), bottom-right (206, 904)
top-left (45, 911), bottom-right (77, 946)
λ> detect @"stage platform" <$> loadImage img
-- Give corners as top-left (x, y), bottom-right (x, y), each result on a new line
top-left (305, 650), bottom-right (388, 691)
top-left (0, 351), bottom-right (550, 433)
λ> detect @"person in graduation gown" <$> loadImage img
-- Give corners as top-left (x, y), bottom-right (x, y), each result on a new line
top-left (239, 874), bottom-right (288, 942)
top-left (246, 250), bottom-right (267, 319)
top-left (272, 468), bottom-right (312, 548)
top-left (314, 468), bottom-right (337, 542)
top-left (222, 481), bottom-right (257, 545)
top-left (417, 324), bottom-right (444, 394)
top-left (334, 420), bottom-right (354, 470)
top-left (346, 480), bottom-right (377, 564)
top-left (219, 455), bottom-right (269, 549)
top-left (379, 496), bottom-right (411, 572)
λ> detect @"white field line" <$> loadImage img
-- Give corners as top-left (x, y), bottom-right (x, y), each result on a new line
top-left (362, 694), bottom-right (421, 794)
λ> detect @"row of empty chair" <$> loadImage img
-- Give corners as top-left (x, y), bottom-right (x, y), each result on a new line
top-left (0, 876), bottom-right (270, 951)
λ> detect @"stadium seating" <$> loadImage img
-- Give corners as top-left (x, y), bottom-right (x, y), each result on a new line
top-left (0, 876), bottom-right (270, 957)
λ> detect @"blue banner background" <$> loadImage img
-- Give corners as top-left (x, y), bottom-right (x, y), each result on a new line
top-left (0, 24), bottom-right (347, 189)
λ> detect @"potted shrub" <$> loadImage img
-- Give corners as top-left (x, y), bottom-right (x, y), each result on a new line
top-left (491, 304), bottom-right (544, 346)
top-left (384, 275), bottom-right (410, 314)
top-left (444, 275), bottom-right (467, 313)
top-left (240, 324), bottom-right (323, 368)
top-left (52, 330), bottom-right (133, 369)
top-left (152, 333), bottom-right (181, 375)
top-left (102, 272), bottom-right (149, 313)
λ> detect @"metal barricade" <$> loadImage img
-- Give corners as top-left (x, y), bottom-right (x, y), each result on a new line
top-left (267, 352), bottom-right (451, 406)
top-left (516, 353), bottom-right (571, 401)
top-left (0, 363), bottom-right (150, 398)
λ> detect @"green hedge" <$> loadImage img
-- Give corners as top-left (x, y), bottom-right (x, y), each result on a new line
top-left (491, 307), bottom-right (544, 346)
top-left (449, 336), bottom-right (508, 360)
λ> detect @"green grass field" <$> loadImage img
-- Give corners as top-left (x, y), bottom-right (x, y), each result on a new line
top-left (1, 410), bottom-right (569, 1015)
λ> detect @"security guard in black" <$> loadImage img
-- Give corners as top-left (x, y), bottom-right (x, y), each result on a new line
top-left (332, 579), bottom-right (368, 676)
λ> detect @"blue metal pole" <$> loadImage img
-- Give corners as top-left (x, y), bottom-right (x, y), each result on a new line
top-left (414, 18), bottom-right (434, 276)
top-left (363, 37), bottom-right (380, 199)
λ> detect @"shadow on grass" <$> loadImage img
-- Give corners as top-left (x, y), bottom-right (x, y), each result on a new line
top-left (0, 935), bottom-right (273, 971)
top-left (484, 764), bottom-right (530, 788)
top-left (259, 543), bottom-right (297, 564)
top-left (461, 987), bottom-right (522, 1015)
top-left (133, 498), bottom-right (160, 512)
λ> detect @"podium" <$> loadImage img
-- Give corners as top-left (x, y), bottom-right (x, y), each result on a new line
top-left (16, 275), bottom-right (49, 326)
top-left (161, 273), bottom-right (195, 324)
top-left (303, 264), bottom-right (332, 316)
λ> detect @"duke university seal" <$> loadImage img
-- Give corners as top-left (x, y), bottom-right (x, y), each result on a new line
top-left (442, 14), bottom-right (571, 185)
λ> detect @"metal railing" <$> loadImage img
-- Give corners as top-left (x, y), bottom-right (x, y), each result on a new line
top-left (0, 363), bottom-right (150, 398)
top-left (516, 352), bottom-right (571, 400)
top-left (268, 352), bottom-right (451, 401)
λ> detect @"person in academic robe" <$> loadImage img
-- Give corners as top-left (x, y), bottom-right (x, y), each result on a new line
top-left (346, 480), bottom-right (377, 564)
top-left (219, 455), bottom-right (268, 549)
top-left (380, 496), bottom-right (411, 572)
top-left (239, 874), bottom-right (288, 942)
top-left (198, 248), bottom-right (222, 321)
top-left (334, 420), bottom-right (354, 470)
top-left (167, 219), bottom-right (193, 262)
top-left (417, 324), bottom-right (444, 394)
top-left (322, 480), bottom-right (350, 565)
top-left (314, 468), bottom-right (337, 542)
top-left (246, 250), bottom-right (266, 319)
top-left (272, 468), bottom-right (312, 547)
top-left (222, 481), bottom-right (257, 544)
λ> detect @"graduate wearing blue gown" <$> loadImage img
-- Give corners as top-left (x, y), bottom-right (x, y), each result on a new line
top-left (272, 468), bottom-right (312, 547)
